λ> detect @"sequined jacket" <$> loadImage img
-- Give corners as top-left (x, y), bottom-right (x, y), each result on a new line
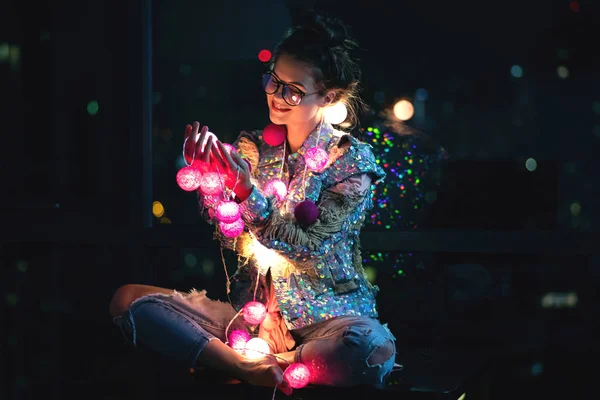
top-left (198, 122), bottom-right (386, 331)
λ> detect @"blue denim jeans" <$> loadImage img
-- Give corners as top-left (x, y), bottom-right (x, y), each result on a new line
top-left (114, 289), bottom-right (397, 387)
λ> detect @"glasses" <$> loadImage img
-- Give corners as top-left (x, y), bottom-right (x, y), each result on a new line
top-left (261, 72), bottom-right (320, 106)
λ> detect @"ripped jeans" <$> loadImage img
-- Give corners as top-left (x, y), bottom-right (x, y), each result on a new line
top-left (113, 290), bottom-right (397, 387)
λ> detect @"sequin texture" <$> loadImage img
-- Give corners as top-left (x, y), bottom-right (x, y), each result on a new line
top-left (210, 122), bottom-right (386, 329)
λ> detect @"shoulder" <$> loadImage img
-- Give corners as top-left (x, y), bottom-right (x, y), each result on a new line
top-left (323, 130), bottom-right (386, 185)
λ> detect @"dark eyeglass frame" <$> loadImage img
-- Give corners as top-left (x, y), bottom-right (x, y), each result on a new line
top-left (261, 72), bottom-right (320, 106)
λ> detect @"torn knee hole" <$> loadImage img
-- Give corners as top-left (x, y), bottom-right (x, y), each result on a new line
top-left (367, 340), bottom-right (395, 366)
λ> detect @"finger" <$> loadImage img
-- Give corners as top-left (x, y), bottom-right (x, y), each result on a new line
top-left (183, 124), bottom-right (194, 160)
top-left (231, 151), bottom-right (248, 172)
top-left (213, 139), bottom-right (231, 168)
top-left (217, 140), bottom-right (238, 171)
top-left (203, 135), bottom-right (214, 164)
top-left (210, 144), bottom-right (228, 171)
top-left (195, 125), bottom-right (209, 157)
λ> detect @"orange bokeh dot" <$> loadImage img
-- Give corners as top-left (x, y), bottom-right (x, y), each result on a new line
top-left (258, 49), bottom-right (272, 62)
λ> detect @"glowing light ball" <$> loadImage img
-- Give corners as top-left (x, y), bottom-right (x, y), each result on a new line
top-left (393, 100), bottom-right (414, 121)
top-left (229, 329), bottom-right (250, 355)
top-left (304, 147), bottom-right (328, 171)
top-left (242, 301), bottom-right (267, 325)
top-left (195, 130), bottom-right (217, 152)
top-left (176, 166), bottom-right (202, 191)
top-left (283, 363), bottom-right (311, 389)
top-left (263, 179), bottom-right (287, 201)
top-left (294, 200), bottom-right (319, 226)
top-left (219, 218), bottom-right (245, 238)
top-left (198, 171), bottom-right (223, 196)
top-left (258, 49), bottom-right (272, 63)
top-left (215, 201), bottom-right (241, 223)
top-left (324, 102), bottom-right (348, 125)
top-left (221, 143), bottom-right (237, 155)
top-left (244, 337), bottom-right (270, 359)
top-left (263, 123), bottom-right (286, 146)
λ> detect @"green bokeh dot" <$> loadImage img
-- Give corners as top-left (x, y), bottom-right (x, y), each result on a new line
top-left (87, 100), bottom-right (99, 115)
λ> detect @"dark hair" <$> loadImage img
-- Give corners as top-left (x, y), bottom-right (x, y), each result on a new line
top-left (269, 12), bottom-right (364, 128)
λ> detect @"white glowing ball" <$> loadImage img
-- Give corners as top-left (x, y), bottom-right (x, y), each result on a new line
top-left (304, 147), bottom-right (328, 171)
top-left (324, 102), bottom-right (348, 125)
top-left (244, 337), bottom-right (270, 360)
top-left (242, 301), bottom-right (267, 325)
top-left (263, 179), bottom-right (287, 201)
top-left (219, 218), bottom-right (244, 238)
top-left (283, 363), bottom-right (311, 388)
top-left (229, 329), bottom-right (250, 355)
top-left (198, 171), bottom-right (223, 196)
top-left (195, 130), bottom-right (217, 152)
top-left (176, 166), bottom-right (202, 191)
top-left (393, 100), bottom-right (414, 121)
top-left (215, 201), bottom-right (241, 223)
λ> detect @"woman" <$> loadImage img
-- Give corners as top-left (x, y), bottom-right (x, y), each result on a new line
top-left (110, 13), bottom-right (396, 394)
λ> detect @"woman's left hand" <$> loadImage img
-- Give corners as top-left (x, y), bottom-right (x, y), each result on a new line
top-left (211, 140), bottom-right (254, 202)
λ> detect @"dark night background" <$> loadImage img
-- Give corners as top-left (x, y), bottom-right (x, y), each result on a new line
top-left (2, 0), bottom-right (600, 399)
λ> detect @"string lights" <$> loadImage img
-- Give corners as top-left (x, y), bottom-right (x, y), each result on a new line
top-left (176, 122), bottom-right (319, 392)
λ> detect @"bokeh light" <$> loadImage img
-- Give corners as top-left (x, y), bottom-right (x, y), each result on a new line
top-left (0, 43), bottom-right (9, 61)
top-left (557, 66), bottom-right (569, 79)
top-left (258, 49), bottom-right (272, 62)
top-left (510, 65), bottom-right (523, 78)
top-left (569, 1), bottom-right (580, 12)
top-left (324, 102), bottom-right (348, 124)
top-left (393, 100), bottom-right (414, 121)
top-left (364, 123), bottom-right (447, 230)
top-left (87, 100), bottom-right (99, 115)
top-left (525, 158), bottom-right (538, 172)
top-left (570, 201), bottom-right (581, 216)
top-left (152, 201), bottom-right (165, 217)
top-left (183, 253), bottom-right (197, 268)
top-left (415, 88), bottom-right (429, 101)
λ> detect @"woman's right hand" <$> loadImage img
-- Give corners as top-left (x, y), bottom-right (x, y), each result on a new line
top-left (183, 121), bottom-right (215, 172)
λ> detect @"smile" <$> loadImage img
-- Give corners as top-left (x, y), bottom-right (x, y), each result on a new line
top-left (272, 101), bottom-right (291, 113)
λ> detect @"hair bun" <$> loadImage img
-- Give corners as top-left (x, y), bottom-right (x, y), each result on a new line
top-left (297, 12), bottom-right (353, 49)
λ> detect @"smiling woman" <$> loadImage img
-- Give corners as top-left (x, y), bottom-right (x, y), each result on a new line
top-left (111, 11), bottom-right (397, 395)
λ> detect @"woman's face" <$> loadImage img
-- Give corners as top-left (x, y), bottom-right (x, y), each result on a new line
top-left (266, 53), bottom-right (328, 128)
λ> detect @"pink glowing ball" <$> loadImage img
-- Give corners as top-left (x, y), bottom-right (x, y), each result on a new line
top-left (242, 301), bottom-right (267, 325)
top-left (176, 166), bottom-right (203, 191)
top-left (263, 123), bottom-right (286, 146)
top-left (244, 337), bottom-right (271, 359)
top-left (221, 143), bottom-right (237, 154)
top-left (215, 201), bottom-right (241, 224)
top-left (219, 218), bottom-right (245, 238)
top-left (229, 329), bottom-right (250, 354)
top-left (198, 171), bottom-right (223, 196)
top-left (283, 363), bottom-right (311, 389)
top-left (304, 147), bottom-right (328, 172)
top-left (263, 179), bottom-right (287, 201)
top-left (294, 200), bottom-right (319, 226)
